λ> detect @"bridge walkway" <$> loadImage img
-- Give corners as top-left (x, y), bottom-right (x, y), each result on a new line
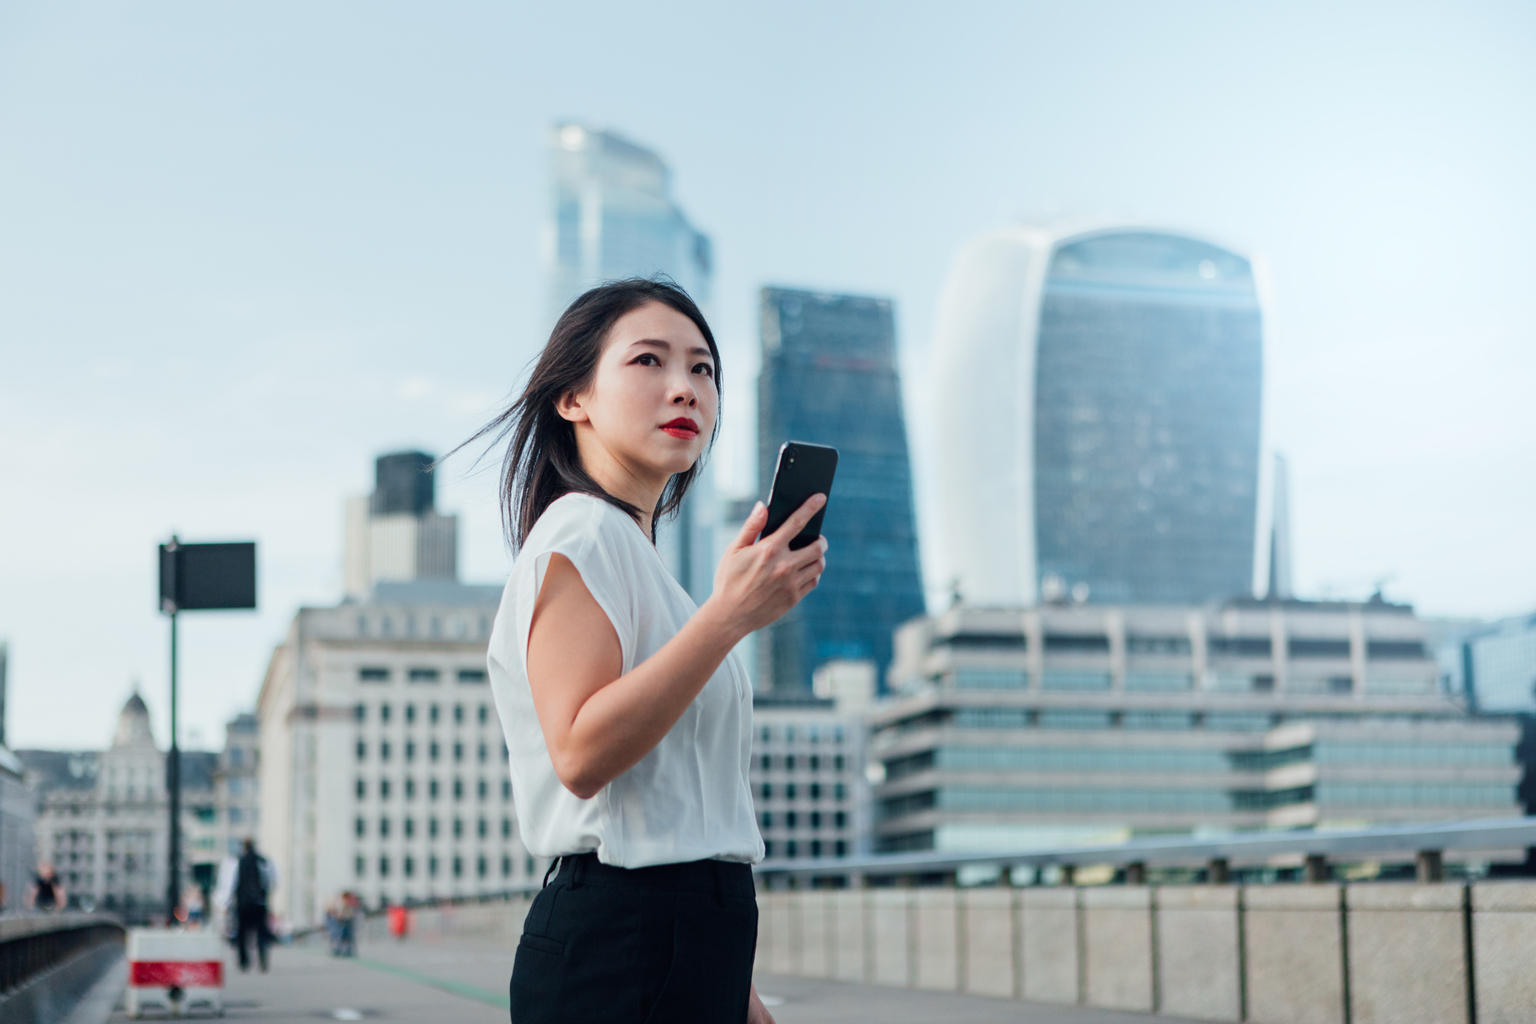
top-left (102, 934), bottom-right (1190, 1023)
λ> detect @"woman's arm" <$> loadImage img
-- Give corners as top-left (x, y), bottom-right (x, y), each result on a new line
top-left (527, 496), bottom-right (827, 799)
top-left (747, 984), bottom-right (777, 1024)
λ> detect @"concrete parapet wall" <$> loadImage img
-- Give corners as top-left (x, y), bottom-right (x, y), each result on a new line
top-left (870, 888), bottom-right (911, 987)
top-left (1346, 883), bottom-right (1467, 1024)
top-left (754, 878), bottom-right (1536, 1023)
top-left (390, 879), bottom-right (1536, 1024)
top-left (913, 888), bottom-right (959, 991)
top-left (959, 887), bottom-right (1017, 999)
top-left (1242, 884), bottom-right (1345, 1024)
top-left (1020, 886), bottom-right (1080, 1005)
top-left (1472, 882), bottom-right (1536, 1024)
top-left (1155, 885), bottom-right (1240, 1022)
top-left (828, 889), bottom-right (866, 983)
top-left (1082, 885), bottom-right (1154, 1012)
top-left (797, 891), bottom-right (832, 978)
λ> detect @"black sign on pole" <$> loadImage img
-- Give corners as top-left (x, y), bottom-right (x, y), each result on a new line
top-left (158, 538), bottom-right (257, 925)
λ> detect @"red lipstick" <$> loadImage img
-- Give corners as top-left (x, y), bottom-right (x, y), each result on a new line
top-left (661, 417), bottom-right (700, 439)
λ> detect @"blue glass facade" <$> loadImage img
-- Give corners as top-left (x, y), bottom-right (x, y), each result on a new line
top-left (757, 289), bottom-right (926, 695)
top-left (1034, 232), bottom-right (1263, 603)
top-left (544, 123), bottom-right (712, 326)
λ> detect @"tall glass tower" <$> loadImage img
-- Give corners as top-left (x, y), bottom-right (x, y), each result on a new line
top-left (758, 288), bottom-right (926, 696)
top-left (542, 123), bottom-right (716, 602)
top-left (933, 224), bottom-right (1264, 605)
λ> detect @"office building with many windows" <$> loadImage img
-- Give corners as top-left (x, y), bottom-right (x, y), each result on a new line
top-left (933, 223), bottom-right (1264, 607)
top-left (751, 661), bottom-right (878, 864)
top-left (1460, 611), bottom-right (1536, 714)
top-left (257, 581), bottom-right (541, 929)
top-left (756, 288), bottom-right (925, 696)
top-left (873, 600), bottom-right (1521, 858)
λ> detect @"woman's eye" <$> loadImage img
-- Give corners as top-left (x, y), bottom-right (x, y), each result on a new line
top-left (634, 353), bottom-right (660, 366)
top-left (693, 362), bottom-right (715, 377)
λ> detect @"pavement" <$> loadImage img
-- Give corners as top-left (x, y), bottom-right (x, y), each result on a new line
top-left (100, 935), bottom-right (1191, 1024)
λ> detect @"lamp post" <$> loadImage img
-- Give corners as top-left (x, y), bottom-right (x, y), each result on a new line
top-left (158, 538), bottom-right (257, 923)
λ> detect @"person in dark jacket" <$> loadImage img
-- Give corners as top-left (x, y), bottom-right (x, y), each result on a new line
top-left (28, 863), bottom-right (65, 911)
top-left (216, 838), bottom-right (277, 972)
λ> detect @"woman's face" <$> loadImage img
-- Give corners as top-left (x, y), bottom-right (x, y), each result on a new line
top-left (562, 301), bottom-right (718, 484)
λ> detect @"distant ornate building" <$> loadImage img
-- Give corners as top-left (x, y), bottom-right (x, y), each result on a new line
top-left (17, 694), bottom-right (242, 922)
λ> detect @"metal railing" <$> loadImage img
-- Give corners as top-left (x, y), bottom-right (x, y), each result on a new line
top-left (753, 815), bottom-right (1536, 884)
top-left (0, 913), bottom-right (124, 998)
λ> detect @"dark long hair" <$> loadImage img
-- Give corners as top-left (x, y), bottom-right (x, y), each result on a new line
top-left (457, 278), bottom-right (721, 551)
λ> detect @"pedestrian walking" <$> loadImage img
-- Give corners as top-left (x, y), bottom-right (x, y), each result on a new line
top-left (214, 838), bottom-right (278, 972)
top-left (465, 279), bottom-right (827, 1024)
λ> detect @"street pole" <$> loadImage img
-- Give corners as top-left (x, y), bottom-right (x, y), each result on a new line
top-left (167, 606), bottom-right (180, 923)
top-left (157, 534), bottom-right (256, 924)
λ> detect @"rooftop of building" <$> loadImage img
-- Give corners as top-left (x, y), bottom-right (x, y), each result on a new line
top-left (354, 580), bottom-right (504, 608)
top-left (16, 748), bottom-right (219, 793)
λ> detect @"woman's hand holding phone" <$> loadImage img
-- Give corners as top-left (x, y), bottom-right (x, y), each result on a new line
top-left (706, 495), bottom-right (828, 640)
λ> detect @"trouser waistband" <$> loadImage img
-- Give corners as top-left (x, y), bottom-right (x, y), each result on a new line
top-left (548, 852), bottom-right (755, 900)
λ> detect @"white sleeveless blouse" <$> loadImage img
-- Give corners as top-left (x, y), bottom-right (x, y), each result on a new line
top-left (487, 493), bottom-right (764, 868)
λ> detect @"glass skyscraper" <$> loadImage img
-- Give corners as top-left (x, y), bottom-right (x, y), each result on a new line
top-left (757, 288), bottom-right (926, 696)
top-left (542, 122), bottom-right (716, 602)
top-left (933, 224), bottom-right (1264, 606)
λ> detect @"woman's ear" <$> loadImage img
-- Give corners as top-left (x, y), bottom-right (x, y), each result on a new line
top-left (555, 389), bottom-right (589, 424)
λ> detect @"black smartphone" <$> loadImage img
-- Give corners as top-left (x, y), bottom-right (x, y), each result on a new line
top-left (761, 441), bottom-right (838, 550)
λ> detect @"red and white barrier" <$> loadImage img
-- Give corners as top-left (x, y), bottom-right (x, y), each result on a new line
top-left (126, 928), bottom-right (225, 1018)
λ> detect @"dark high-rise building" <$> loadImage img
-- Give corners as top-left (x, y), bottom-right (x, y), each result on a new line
top-left (371, 451), bottom-right (435, 516)
top-left (934, 224), bottom-right (1264, 605)
top-left (345, 451), bottom-right (457, 599)
top-left (757, 288), bottom-right (925, 696)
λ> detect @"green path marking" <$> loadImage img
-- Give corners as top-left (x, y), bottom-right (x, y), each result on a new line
top-left (350, 955), bottom-right (510, 1010)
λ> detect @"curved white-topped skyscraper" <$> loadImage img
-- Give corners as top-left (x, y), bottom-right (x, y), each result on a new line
top-left (935, 222), bottom-right (1264, 606)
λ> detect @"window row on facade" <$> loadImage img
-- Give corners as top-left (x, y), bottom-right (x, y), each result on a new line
top-left (354, 776), bottom-right (511, 801)
top-left (755, 753), bottom-right (847, 773)
top-left (762, 838), bottom-right (847, 859)
top-left (882, 741), bottom-right (1513, 781)
top-left (880, 782), bottom-right (1517, 818)
top-left (759, 810), bottom-right (848, 831)
top-left (354, 739), bottom-right (506, 765)
top-left (894, 707), bottom-right (1472, 733)
top-left (353, 701), bottom-right (494, 725)
top-left (938, 634), bottom-right (1426, 660)
top-left (355, 815), bottom-right (517, 840)
top-left (354, 852), bottom-right (528, 881)
top-left (355, 614), bottom-right (490, 641)
top-left (947, 668), bottom-right (1432, 694)
top-left (756, 724), bottom-right (849, 745)
top-left (756, 782), bottom-right (847, 802)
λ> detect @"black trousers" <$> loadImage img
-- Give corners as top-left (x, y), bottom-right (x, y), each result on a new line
top-left (510, 853), bottom-right (758, 1024)
top-left (235, 904), bottom-right (270, 970)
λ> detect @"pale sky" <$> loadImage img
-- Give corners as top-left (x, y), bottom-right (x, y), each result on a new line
top-left (3, 1), bottom-right (1533, 750)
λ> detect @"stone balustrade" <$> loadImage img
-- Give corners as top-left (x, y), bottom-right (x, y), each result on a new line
top-left (754, 881), bottom-right (1536, 1024)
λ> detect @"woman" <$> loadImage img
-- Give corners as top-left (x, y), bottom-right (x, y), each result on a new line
top-left (476, 279), bottom-right (827, 1024)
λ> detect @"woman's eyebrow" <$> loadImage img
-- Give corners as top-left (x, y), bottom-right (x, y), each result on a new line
top-left (629, 338), bottom-right (713, 360)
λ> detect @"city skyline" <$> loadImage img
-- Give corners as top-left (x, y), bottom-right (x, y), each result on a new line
top-left (2, 1), bottom-right (1533, 749)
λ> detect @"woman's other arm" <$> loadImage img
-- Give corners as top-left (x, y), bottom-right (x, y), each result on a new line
top-left (527, 497), bottom-right (827, 799)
